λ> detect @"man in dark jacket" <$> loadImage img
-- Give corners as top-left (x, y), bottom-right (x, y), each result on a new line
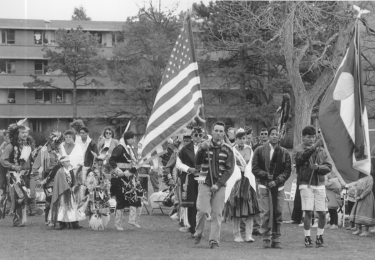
top-left (194, 121), bottom-right (235, 248)
top-left (78, 127), bottom-right (98, 169)
top-left (252, 126), bottom-right (291, 249)
top-left (176, 127), bottom-right (202, 236)
top-left (294, 125), bottom-right (331, 248)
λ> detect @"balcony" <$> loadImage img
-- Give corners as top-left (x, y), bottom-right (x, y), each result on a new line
top-left (0, 103), bottom-right (140, 118)
top-left (0, 74), bottom-right (121, 89)
top-left (0, 44), bottom-right (115, 59)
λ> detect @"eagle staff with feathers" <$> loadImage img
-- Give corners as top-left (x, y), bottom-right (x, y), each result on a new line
top-left (252, 93), bottom-right (292, 248)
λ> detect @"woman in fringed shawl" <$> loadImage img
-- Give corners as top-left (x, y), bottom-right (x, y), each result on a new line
top-left (350, 175), bottom-right (375, 237)
top-left (50, 156), bottom-right (85, 230)
top-left (33, 131), bottom-right (63, 225)
top-left (226, 129), bottom-right (260, 243)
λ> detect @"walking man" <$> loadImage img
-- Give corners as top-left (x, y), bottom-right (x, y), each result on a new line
top-left (252, 126), bottom-right (291, 248)
top-left (194, 121), bottom-right (235, 248)
top-left (294, 126), bottom-right (331, 248)
top-left (176, 126), bottom-right (203, 236)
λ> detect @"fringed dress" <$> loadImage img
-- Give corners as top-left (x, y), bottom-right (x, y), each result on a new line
top-left (350, 175), bottom-right (375, 226)
top-left (227, 145), bottom-right (260, 218)
top-left (50, 167), bottom-right (85, 223)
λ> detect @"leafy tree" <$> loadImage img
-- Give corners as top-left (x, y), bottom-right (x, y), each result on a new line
top-left (194, 1), bottom-right (374, 147)
top-left (24, 27), bottom-right (105, 119)
top-left (72, 6), bottom-right (91, 21)
top-left (193, 1), bottom-right (290, 129)
top-left (90, 2), bottom-right (181, 130)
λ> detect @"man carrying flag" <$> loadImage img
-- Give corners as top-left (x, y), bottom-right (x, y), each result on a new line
top-left (194, 121), bottom-right (235, 248)
top-left (319, 7), bottom-right (371, 184)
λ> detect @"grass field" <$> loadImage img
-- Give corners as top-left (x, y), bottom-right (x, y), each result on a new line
top-left (1, 173), bottom-right (375, 260)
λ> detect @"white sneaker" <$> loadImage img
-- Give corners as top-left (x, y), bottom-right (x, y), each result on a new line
top-left (312, 223), bottom-right (318, 228)
top-left (179, 227), bottom-right (190, 232)
top-left (234, 236), bottom-right (244, 243)
top-left (116, 226), bottom-right (124, 231)
top-left (130, 223), bottom-right (141, 228)
top-left (245, 236), bottom-right (255, 243)
top-left (298, 223), bottom-right (304, 227)
top-left (329, 225), bottom-right (338, 230)
top-left (170, 213), bottom-right (179, 221)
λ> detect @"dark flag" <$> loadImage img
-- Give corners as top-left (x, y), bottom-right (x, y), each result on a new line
top-left (319, 21), bottom-right (371, 183)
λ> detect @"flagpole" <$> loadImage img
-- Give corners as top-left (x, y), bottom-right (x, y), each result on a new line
top-left (187, 8), bottom-right (215, 189)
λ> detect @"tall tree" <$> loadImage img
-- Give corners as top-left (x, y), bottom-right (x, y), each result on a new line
top-left (72, 6), bottom-right (91, 21)
top-left (194, 1), bottom-right (374, 147)
top-left (25, 27), bottom-right (105, 119)
top-left (91, 2), bottom-right (181, 130)
top-left (193, 1), bottom-right (290, 129)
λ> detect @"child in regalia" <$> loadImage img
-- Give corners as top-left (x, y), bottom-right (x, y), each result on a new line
top-left (126, 167), bottom-right (144, 228)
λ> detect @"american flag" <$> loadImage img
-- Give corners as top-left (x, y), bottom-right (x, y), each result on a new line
top-left (139, 14), bottom-right (203, 165)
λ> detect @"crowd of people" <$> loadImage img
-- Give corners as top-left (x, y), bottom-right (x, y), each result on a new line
top-left (1, 119), bottom-right (375, 249)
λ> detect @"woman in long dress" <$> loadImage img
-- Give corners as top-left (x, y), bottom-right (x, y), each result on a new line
top-left (227, 130), bottom-right (260, 243)
top-left (50, 156), bottom-right (85, 229)
top-left (350, 175), bottom-right (375, 236)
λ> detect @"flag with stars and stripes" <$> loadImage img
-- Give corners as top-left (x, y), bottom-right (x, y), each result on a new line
top-left (139, 14), bottom-right (203, 166)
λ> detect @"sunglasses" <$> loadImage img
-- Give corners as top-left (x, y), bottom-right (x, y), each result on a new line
top-left (260, 133), bottom-right (268, 136)
top-left (193, 133), bottom-right (203, 138)
top-left (105, 132), bottom-right (112, 135)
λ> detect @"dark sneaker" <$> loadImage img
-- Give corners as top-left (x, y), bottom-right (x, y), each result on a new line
top-left (209, 240), bottom-right (219, 249)
top-left (263, 240), bottom-right (271, 248)
top-left (305, 236), bottom-right (314, 248)
top-left (252, 229), bottom-right (261, 236)
top-left (316, 235), bottom-right (325, 248)
top-left (271, 242), bottom-right (282, 249)
top-left (194, 236), bottom-right (202, 245)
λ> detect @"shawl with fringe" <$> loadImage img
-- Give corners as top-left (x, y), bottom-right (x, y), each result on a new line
top-left (50, 167), bottom-right (74, 223)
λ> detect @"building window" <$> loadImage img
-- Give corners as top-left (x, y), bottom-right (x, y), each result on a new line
top-left (112, 33), bottom-right (124, 46)
top-left (8, 90), bottom-right (15, 103)
top-left (0, 60), bottom-right (15, 74)
top-left (34, 31), bottom-right (47, 45)
top-left (34, 31), bottom-right (55, 45)
top-left (35, 60), bottom-right (48, 75)
top-left (88, 31), bottom-right (102, 44)
top-left (1, 30), bottom-right (15, 44)
top-left (35, 90), bottom-right (52, 104)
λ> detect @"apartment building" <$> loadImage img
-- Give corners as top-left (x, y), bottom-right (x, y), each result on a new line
top-left (0, 18), bottom-right (133, 142)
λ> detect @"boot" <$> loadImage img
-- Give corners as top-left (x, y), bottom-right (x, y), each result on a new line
top-left (128, 206), bottom-right (139, 227)
top-left (244, 217), bottom-right (255, 242)
top-left (353, 225), bottom-right (362, 235)
top-left (134, 207), bottom-right (141, 228)
top-left (233, 218), bottom-right (244, 242)
top-left (359, 226), bottom-right (370, 237)
top-left (44, 207), bottom-right (50, 224)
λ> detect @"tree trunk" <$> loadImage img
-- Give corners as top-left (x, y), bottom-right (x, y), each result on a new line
top-left (293, 95), bottom-right (313, 149)
top-left (73, 82), bottom-right (77, 119)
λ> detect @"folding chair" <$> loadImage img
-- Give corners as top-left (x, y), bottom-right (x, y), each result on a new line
top-left (284, 179), bottom-right (297, 217)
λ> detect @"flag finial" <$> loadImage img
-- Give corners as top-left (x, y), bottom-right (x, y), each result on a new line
top-left (353, 5), bottom-right (370, 18)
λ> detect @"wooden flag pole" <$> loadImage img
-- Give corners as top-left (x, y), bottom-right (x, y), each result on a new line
top-left (187, 9), bottom-right (215, 190)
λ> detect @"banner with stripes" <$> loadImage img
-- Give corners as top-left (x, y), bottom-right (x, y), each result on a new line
top-left (139, 14), bottom-right (203, 166)
top-left (319, 20), bottom-right (371, 183)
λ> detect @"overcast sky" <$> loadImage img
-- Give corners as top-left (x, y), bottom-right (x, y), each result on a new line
top-left (0, 0), bottom-right (211, 21)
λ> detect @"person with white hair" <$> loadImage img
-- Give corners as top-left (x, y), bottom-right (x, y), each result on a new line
top-left (50, 156), bottom-right (85, 230)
